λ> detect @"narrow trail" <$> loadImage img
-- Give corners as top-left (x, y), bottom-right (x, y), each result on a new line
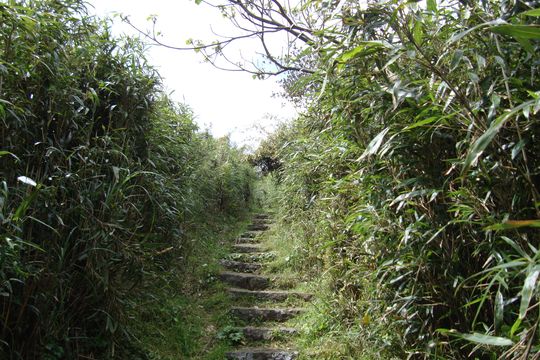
top-left (218, 214), bottom-right (312, 360)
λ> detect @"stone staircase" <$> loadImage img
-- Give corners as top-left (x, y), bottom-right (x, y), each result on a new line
top-left (220, 214), bottom-right (311, 360)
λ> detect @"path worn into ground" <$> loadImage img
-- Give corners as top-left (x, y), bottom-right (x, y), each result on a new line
top-left (218, 214), bottom-right (312, 360)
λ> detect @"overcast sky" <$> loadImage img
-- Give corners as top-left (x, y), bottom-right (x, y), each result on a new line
top-left (88, 0), bottom-right (296, 149)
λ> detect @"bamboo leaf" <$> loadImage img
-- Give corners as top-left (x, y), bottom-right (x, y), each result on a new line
top-left (337, 41), bottom-right (389, 64)
top-left (427, 0), bottom-right (437, 12)
top-left (413, 19), bottom-right (423, 44)
top-left (486, 219), bottom-right (540, 230)
top-left (519, 265), bottom-right (540, 320)
top-left (500, 236), bottom-right (531, 260)
top-left (460, 333), bottom-right (514, 346)
top-left (450, 50), bottom-right (464, 70)
top-left (481, 260), bottom-right (527, 273)
top-left (17, 176), bottom-right (37, 187)
top-left (521, 8), bottom-right (540, 17)
top-left (490, 25), bottom-right (540, 39)
top-left (359, 128), bottom-right (390, 160)
top-left (462, 100), bottom-right (535, 173)
top-left (0, 151), bottom-right (20, 161)
top-left (511, 139), bottom-right (526, 160)
top-left (516, 37), bottom-right (534, 53)
top-left (510, 318), bottom-right (522, 337)
top-left (13, 186), bottom-right (40, 222)
top-left (494, 290), bottom-right (504, 331)
top-left (448, 19), bottom-right (505, 44)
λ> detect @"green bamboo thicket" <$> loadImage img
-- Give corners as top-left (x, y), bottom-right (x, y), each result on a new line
top-left (0, 1), bottom-right (255, 358)
top-left (255, 0), bottom-right (540, 358)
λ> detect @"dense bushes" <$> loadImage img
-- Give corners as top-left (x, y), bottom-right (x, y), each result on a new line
top-left (0, 1), bottom-right (255, 358)
top-left (257, 1), bottom-right (540, 358)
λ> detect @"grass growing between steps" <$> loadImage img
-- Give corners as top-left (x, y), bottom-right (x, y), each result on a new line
top-left (125, 213), bottom-right (257, 359)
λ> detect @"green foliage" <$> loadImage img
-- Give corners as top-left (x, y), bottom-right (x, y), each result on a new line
top-left (0, 1), bottom-right (255, 358)
top-left (217, 326), bottom-right (244, 344)
top-left (256, 0), bottom-right (540, 358)
top-left (123, 213), bottom-right (250, 360)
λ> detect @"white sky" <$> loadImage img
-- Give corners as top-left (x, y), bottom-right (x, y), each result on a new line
top-left (88, 0), bottom-right (296, 149)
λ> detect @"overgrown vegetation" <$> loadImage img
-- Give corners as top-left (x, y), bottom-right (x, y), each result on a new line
top-left (3, 0), bottom-right (540, 358)
top-left (252, 0), bottom-right (540, 358)
top-left (0, 1), bottom-right (255, 358)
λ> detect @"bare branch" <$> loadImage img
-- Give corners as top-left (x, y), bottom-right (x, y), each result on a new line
top-left (259, 21), bottom-right (315, 74)
top-left (119, 0), bottom-right (326, 76)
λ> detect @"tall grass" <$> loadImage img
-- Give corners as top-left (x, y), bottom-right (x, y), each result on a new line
top-left (0, 1), bottom-right (255, 358)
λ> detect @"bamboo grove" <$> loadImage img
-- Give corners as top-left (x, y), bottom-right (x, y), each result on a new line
top-left (252, 0), bottom-right (540, 358)
top-left (0, 1), bottom-right (255, 358)
top-left (2, 0), bottom-right (540, 358)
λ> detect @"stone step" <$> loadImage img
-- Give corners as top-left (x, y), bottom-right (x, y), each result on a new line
top-left (236, 236), bottom-right (261, 244)
top-left (233, 244), bottom-right (266, 253)
top-left (226, 252), bottom-right (277, 263)
top-left (230, 307), bottom-right (304, 322)
top-left (238, 326), bottom-right (297, 341)
top-left (219, 272), bottom-right (270, 290)
top-left (219, 259), bottom-right (262, 273)
top-left (253, 213), bottom-right (270, 219)
top-left (241, 231), bottom-right (261, 238)
top-left (252, 218), bottom-right (272, 225)
top-left (248, 223), bottom-right (270, 231)
top-left (227, 288), bottom-right (313, 302)
top-left (226, 348), bottom-right (298, 360)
